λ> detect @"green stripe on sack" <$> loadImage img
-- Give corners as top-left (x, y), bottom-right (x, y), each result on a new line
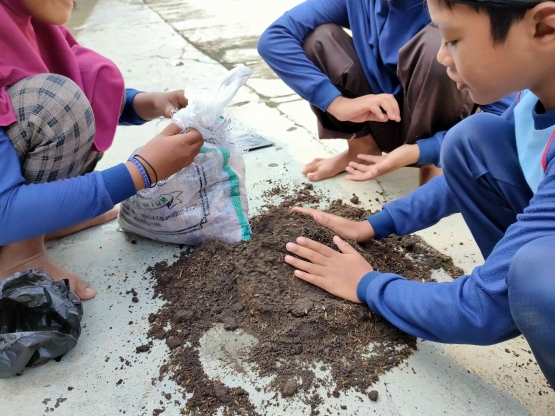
top-left (200, 146), bottom-right (251, 241)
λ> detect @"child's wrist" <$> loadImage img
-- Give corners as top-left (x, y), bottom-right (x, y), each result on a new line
top-left (356, 220), bottom-right (375, 241)
top-left (326, 95), bottom-right (348, 117)
top-left (133, 92), bottom-right (164, 120)
top-left (406, 144), bottom-right (420, 164)
top-left (125, 161), bottom-right (146, 191)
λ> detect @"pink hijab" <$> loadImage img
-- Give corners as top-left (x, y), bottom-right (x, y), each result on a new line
top-left (0, 0), bottom-right (125, 151)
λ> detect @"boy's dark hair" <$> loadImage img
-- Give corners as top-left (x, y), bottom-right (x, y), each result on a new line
top-left (440, 0), bottom-right (534, 44)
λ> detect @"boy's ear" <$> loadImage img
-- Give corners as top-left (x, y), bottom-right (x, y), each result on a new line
top-left (532, 2), bottom-right (555, 44)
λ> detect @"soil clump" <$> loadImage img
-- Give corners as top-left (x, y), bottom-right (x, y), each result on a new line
top-left (145, 185), bottom-right (463, 415)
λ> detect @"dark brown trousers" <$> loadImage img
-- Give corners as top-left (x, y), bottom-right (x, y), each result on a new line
top-left (302, 23), bottom-right (475, 153)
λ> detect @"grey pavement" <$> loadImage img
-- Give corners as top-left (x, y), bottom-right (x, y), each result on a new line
top-left (0, 0), bottom-right (552, 415)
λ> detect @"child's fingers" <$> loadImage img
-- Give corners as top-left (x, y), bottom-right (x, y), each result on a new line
top-left (284, 254), bottom-right (326, 276)
top-left (312, 213), bottom-right (357, 239)
top-left (292, 207), bottom-right (321, 217)
top-left (296, 236), bottom-right (338, 258)
top-left (175, 90), bottom-right (188, 107)
top-left (345, 168), bottom-right (373, 181)
top-left (293, 269), bottom-right (329, 291)
top-left (357, 154), bottom-right (384, 163)
top-left (175, 130), bottom-right (203, 146)
top-left (293, 207), bottom-right (334, 224)
top-left (286, 241), bottom-right (329, 264)
top-left (333, 236), bottom-right (358, 255)
top-left (372, 159), bottom-right (394, 174)
top-left (345, 166), bottom-right (364, 176)
top-left (159, 122), bottom-right (183, 136)
top-left (378, 99), bottom-right (399, 121)
top-left (348, 161), bottom-right (371, 171)
top-left (366, 103), bottom-right (386, 121)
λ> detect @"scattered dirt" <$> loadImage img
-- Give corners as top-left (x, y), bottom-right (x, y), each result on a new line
top-left (350, 194), bottom-right (360, 205)
top-left (54, 397), bottom-right (67, 408)
top-left (136, 344), bottom-right (151, 353)
top-left (282, 379), bottom-right (298, 397)
top-left (368, 390), bottom-right (379, 401)
top-left (144, 185), bottom-right (463, 415)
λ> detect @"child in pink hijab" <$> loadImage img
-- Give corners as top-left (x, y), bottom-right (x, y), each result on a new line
top-left (0, 0), bottom-right (204, 299)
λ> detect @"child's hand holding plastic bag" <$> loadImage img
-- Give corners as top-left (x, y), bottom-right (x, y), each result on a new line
top-left (119, 65), bottom-right (253, 245)
top-left (171, 65), bottom-right (253, 145)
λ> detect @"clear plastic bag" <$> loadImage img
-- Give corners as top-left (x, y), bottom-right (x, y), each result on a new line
top-left (119, 66), bottom-right (253, 245)
top-left (171, 64), bottom-right (253, 140)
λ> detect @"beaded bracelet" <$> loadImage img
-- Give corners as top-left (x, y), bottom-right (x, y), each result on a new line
top-left (134, 154), bottom-right (158, 187)
top-left (128, 157), bottom-right (151, 189)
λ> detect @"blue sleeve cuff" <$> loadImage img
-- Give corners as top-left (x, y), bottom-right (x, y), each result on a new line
top-left (100, 163), bottom-right (136, 204)
top-left (367, 210), bottom-right (396, 239)
top-left (119, 89), bottom-right (147, 126)
top-left (309, 81), bottom-right (342, 112)
top-left (416, 137), bottom-right (441, 166)
top-left (356, 271), bottom-right (382, 305)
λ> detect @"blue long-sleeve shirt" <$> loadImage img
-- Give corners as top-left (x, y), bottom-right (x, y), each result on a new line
top-left (258, 0), bottom-right (431, 109)
top-left (360, 100), bottom-right (555, 345)
top-left (0, 89), bottom-right (145, 245)
top-left (416, 95), bottom-right (517, 167)
top-left (258, 0), bottom-right (514, 162)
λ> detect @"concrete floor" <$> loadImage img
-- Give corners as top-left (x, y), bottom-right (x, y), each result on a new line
top-left (0, 0), bottom-right (552, 414)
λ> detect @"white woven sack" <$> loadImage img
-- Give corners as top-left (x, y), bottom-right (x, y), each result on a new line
top-left (118, 66), bottom-right (252, 245)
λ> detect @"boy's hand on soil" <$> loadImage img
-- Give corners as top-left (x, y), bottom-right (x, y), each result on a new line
top-left (327, 95), bottom-right (401, 124)
top-left (292, 207), bottom-right (375, 242)
top-left (285, 236), bottom-right (373, 303)
top-left (127, 123), bottom-right (203, 191)
top-left (345, 144), bottom-right (420, 181)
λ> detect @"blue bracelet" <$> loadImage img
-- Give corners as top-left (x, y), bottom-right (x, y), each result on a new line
top-left (128, 157), bottom-right (151, 189)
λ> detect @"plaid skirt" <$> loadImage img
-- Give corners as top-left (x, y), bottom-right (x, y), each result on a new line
top-left (4, 74), bottom-right (101, 184)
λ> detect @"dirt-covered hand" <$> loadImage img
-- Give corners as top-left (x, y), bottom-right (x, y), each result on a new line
top-left (126, 123), bottom-right (203, 190)
top-left (292, 207), bottom-right (375, 242)
top-left (345, 144), bottom-right (420, 182)
top-left (285, 236), bottom-right (374, 303)
top-left (327, 94), bottom-right (401, 124)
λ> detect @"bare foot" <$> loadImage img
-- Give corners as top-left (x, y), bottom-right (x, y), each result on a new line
top-left (0, 237), bottom-right (96, 300)
top-left (302, 134), bottom-right (382, 181)
top-left (46, 206), bottom-right (120, 241)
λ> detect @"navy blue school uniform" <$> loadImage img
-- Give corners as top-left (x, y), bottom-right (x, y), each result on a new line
top-left (362, 91), bottom-right (555, 386)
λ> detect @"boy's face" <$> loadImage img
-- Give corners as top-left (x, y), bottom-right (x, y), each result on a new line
top-left (427, 0), bottom-right (534, 104)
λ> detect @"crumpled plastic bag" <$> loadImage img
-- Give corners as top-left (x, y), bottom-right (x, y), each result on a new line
top-left (119, 65), bottom-right (253, 245)
top-left (0, 269), bottom-right (83, 378)
top-left (171, 64), bottom-right (254, 141)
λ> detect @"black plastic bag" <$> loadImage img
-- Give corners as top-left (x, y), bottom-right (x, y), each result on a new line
top-left (0, 269), bottom-right (83, 378)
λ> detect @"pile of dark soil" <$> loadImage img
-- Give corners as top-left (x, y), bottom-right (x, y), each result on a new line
top-left (145, 187), bottom-right (462, 415)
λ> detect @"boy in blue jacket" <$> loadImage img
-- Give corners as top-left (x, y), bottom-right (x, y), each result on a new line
top-left (285, 0), bottom-right (555, 387)
top-left (258, 0), bottom-right (513, 184)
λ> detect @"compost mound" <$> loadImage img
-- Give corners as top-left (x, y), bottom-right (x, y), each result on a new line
top-left (146, 189), bottom-right (462, 415)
